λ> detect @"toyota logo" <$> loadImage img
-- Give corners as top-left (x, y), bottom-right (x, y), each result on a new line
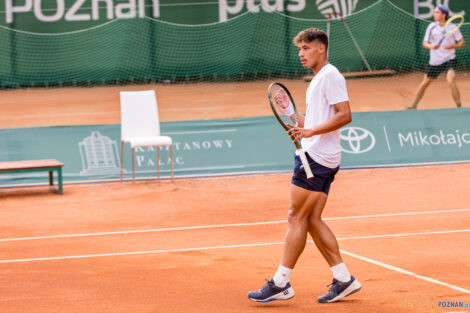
top-left (340, 127), bottom-right (376, 154)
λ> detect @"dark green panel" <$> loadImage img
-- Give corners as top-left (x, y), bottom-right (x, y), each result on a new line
top-left (0, 0), bottom-right (469, 87)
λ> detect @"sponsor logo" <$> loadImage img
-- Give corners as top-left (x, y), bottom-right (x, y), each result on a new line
top-left (316, 0), bottom-right (359, 18)
top-left (5, 0), bottom-right (307, 25)
top-left (414, 0), bottom-right (465, 19)
top-left (132, 138), bottom-right (233, 168)
top-left (5, 0), bottom-right (161, 24)
top-left (340, 126), bottom-right (376, 154)
top-left (78, 131), bottom-right (121, 176)
top-left (398, 130), bottom-right (470, 148)
top-left (219, 0), bottom-right (305, 22)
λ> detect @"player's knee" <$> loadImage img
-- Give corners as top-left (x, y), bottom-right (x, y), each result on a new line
top-left (287, 205), bottom-right (310, 224)
top-left (308, 214), bottom-right (323, 228)
top-left (447, 70), bottom-right (456, 82)
top-left (423, 78), bottom-right (433, 86)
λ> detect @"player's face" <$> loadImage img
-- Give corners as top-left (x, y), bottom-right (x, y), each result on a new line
top-left (433, 8), bottom-right (446, 23)
top-left (297, 40), bottom-right (325, 69)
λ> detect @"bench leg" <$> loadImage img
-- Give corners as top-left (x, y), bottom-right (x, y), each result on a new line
top-left (58, 167), bottom-right (63, 194)
top-left (49, 170), bottom-right (53, 186)
top-left (49, 168), bottom-right (63, 194)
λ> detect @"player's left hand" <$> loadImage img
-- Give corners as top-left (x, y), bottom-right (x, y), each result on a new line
top-left (444, 43), bottom-right (455, 49)
top-left (286, 124), bottom-right (315, 142)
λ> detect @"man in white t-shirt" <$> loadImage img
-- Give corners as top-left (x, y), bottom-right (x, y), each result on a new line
top-left (408, 5), bottom-right (465, 109)
top-left (248, 28), bottom-right (361, 304)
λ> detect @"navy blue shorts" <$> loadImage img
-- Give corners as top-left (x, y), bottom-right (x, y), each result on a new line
top-left (426, 59), bottom-right (457, 79)
top-left (291, 152), bottom-right (339, 194)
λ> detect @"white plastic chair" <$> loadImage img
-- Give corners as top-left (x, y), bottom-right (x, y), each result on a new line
top-left (120, 90), bottom-right (173, 181)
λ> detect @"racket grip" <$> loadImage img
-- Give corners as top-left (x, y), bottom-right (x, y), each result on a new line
top-left (296, 149), bottom-right (314, 179)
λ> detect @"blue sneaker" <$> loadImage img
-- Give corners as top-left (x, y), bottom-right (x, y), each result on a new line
top-left (248, 279), bottom-right (295, 303)
top-left (317, 276), bottom-right (361, 303)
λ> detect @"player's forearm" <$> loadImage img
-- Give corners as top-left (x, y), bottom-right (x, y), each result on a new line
top-left (298, 114), bottom-right (305, 128)
top-left (423, 41), bottom-right (433, 50)
top-left (310, 111), bottom-right (351, 136)
top-left (455, 38), bottom-right (465, 49)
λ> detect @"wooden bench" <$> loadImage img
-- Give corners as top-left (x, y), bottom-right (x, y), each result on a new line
top-left (0, 159), bottom-right (64, 194)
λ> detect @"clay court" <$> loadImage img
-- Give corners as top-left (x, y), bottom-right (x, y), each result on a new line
top-left (2, 72), bottom-right (469, 127)
top-left (1, 73), bottom-right (470, 312)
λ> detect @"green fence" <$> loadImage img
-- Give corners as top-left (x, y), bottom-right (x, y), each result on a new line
top-left (1, 0), bottom-right (469, 88)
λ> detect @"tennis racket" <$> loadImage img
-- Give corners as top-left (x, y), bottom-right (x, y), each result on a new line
top-left (438, 15), bottom-right (464, 45)
top-left (268, 82), bottom-right (313, 179)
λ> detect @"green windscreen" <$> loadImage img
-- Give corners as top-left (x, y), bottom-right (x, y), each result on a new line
top-left (1, 0), bottom-right (469, 88)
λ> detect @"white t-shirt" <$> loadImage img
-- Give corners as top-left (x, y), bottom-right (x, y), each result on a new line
top-left (424, 22), bottom-right (463, 66)
top-left (301, 63), bottom-right (349, 169)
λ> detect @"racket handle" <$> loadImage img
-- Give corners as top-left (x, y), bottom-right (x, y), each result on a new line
top-left (296, 149), bottom-right (314, 179)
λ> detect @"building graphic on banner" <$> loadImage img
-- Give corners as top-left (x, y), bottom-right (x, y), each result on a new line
top-left (79, 131), bottom-right (122, 176)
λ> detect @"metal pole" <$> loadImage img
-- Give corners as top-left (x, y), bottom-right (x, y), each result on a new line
top-left (341, 15), bottom-right (372, 71)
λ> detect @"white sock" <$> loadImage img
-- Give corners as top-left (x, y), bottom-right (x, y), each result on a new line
top-left (273, 265), bottom-right (292, 288)
top-left (330, 263), bottom-right (351, 283)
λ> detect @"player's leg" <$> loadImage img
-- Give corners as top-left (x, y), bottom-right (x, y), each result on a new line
top-left (307, 192), bottom-right (342, 266)
top-left (281, 185), bottom-right (323, 268)
top-left (408, 74), bottom-right (435, 109)
top-left (446, 68), bottom-right (462, 108)
top-left (308, 195), bottom-right (361, 303)
top-left (308, 171), bottom-right (361, 303)
top-left (247, 185), bottom-right (321, 303)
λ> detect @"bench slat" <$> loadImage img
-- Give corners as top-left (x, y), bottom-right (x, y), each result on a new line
top-left (0, 159), bottom-right (64, 171)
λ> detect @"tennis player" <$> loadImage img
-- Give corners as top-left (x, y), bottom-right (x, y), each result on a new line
top-left (248, 28), bottom-right (361, 303)
top-left (408, 5), bottom-right (465, 110)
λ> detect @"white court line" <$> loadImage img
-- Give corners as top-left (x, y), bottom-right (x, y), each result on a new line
top-left (1, 231), bottom-right (470, 295)
top-left (338, 229), bottom-right (470, 241)
top-left (1, 229), bottom-right (470, 264)
top-left (0, 242), bottom-right (284, 264)
top-left (1, 208), bottom-right (469, 242)
top-left (340, 249), bottom-right (470, 294)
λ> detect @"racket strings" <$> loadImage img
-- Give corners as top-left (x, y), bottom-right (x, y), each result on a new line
top-left (269, 85), bottom-right (298, 127)
top-left (445, 15), bottom-right (464, 35)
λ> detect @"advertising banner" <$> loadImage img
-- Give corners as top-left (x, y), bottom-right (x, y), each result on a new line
top-left (1, 0), bottom-right (467, 32)
top-left (1, 108), bottom-right (469, 187)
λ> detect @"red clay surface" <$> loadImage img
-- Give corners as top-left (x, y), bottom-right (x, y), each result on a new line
top-left (0, 73), bottom-right (469, 128)
top-left (1, 74), bottom-right (469, 312)
top-left (1, 165), bottom-right (469, 313)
